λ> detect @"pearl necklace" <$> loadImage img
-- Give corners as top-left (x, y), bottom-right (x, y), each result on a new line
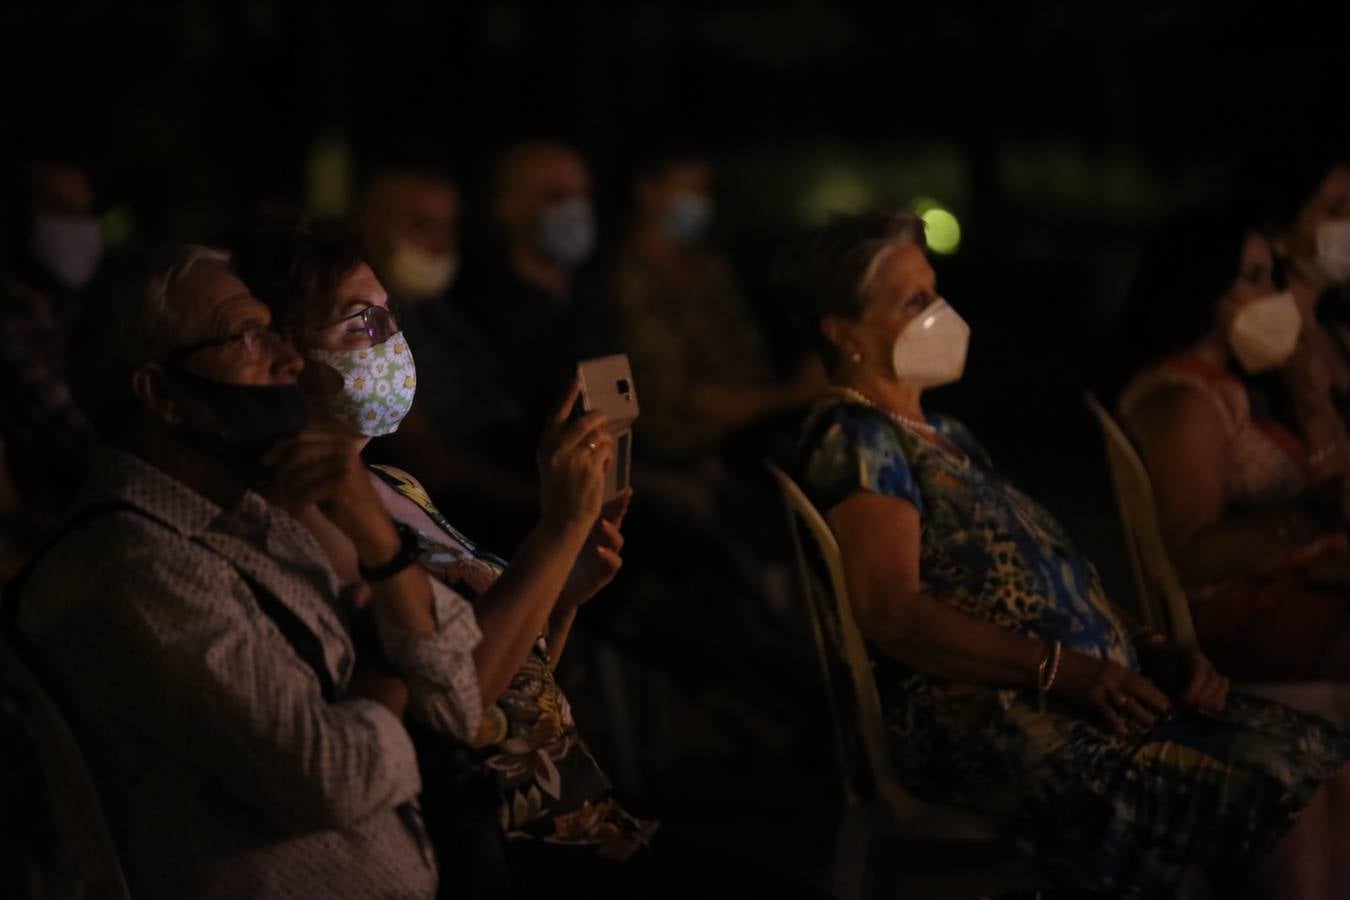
top-left (829, 386), bottom-right (970, 467)
top-left (831, 386), bottom-right (935, 434)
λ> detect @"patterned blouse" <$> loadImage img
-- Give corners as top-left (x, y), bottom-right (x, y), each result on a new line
top-left (1118, 355), bottom-right (1306, 509)
top-left (370, 465), bottom-right (657, 860)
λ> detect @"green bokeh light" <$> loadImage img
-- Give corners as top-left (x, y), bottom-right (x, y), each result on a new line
top-left (99, 206), bottom-right (136, 248)
top-left (912, 197), bottom-right (960, 254)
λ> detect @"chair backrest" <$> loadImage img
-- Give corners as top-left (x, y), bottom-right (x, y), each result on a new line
top-left (1083, 392), bottom-right (1198, 647)
top-left (0, 636), bottom-right (132, 900)
top-left (766, 462), bottom-right (935, 822)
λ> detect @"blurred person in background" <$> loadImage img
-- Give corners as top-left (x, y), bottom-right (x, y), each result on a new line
top-left (0, 155), bottom-right (100, 553)
top-left (469, 140), bottom-right (619, 448)
top-left (610, 148), bottom-right (824, 632)
top-left (357, 162), bottom-right (536, 549)
top-left (612, 149), bottom-right (822, 469)
top-left (1110, 211), bottom-right (1350, 682)
top-left (1235, 145), bottom-right (1350, 430)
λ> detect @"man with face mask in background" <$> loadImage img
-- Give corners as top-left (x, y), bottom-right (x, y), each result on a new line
top-left (609, 150), bottom-right (826, 680)
top-left (0, 155), bottom-right (101, 553)
top-left (357, 162), bottom-right (538, 549)
top-left (613, 150), bottom-right (823, 468)
top-left (468, 140), bottom-right (619, 455)
top-left (8, 245), bottom-right (483, 900)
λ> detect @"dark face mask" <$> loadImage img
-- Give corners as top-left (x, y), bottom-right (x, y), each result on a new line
top-left (165, 366), bottom-right (309, 459)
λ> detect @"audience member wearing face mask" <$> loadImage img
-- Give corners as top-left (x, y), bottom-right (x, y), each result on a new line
top-left (469, 141), bottom-right (619, 446)
top-left (608, 150), bottom-right (827, 661)
top-left (1110, 211), bottom-right (1350, 683)
top-left (1235, 145), bottom-right (1350, 424)
top-left (232, 213), bottom-right (653, 866)
top-left (781, 208), bottom-right (1350, 899)
top-left (357, 163), bottom-right (538, 549)
top-left (612, 151), bottom-right (823, 466)
top-left (11, 245), bottom-right (483, 900)
top-left (0, 156), bottom-right (101, 545)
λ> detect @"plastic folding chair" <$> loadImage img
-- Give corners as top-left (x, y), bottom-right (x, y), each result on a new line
top-left (1084, 392), bottom-right (1350, 728)
top-left (766, 462), bottom-right (1040, 900)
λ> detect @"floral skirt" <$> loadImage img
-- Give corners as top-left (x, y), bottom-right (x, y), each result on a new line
top-left (879, 669), bottom-right (1350, 897)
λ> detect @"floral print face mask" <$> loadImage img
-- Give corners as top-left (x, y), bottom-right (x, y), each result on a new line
top-left (306, 335), bottom-right (417, 436)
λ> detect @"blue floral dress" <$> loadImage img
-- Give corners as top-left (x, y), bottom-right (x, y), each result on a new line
top-left (796, 397), bottom-right (1350, 895)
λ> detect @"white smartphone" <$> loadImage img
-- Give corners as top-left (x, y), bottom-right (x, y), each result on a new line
top-left (575, 354), bottom-right (639, 501)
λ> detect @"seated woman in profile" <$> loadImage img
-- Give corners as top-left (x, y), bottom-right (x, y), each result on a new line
top-left (777, 208), bottom-right (1350, 898)
top-left (1111, 211), bottom-right (1350, 682)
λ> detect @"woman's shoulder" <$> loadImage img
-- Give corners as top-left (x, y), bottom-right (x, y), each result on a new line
top-left (799, 397), bottom-right (910, 460)
top-left (795, 397), bottom-right (928, 511)
top-left (1120, 357), bottom-right (1246, 443)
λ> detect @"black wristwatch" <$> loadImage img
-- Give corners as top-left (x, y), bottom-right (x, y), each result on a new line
top-left (358, 520), bottom-right (421, 582)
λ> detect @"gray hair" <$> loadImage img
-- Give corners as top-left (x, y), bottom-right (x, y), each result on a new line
top-left (855, 215), bottom-right (926, 301)
top-left (69, 244), bottom-right (233, 437)
top-left (771, 208), bottom-right (928, 372)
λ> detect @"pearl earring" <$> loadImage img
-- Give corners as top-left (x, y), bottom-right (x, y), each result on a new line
top-left (850, 351), bottom-right (862, 364)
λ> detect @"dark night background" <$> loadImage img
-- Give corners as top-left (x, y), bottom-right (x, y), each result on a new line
top-left (4, 0), bottom-right (1349, 885)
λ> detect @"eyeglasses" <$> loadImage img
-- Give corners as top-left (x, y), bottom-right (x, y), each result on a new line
top-left (314, 303), bottom-right (401, 345)
top-left (162, 325), bottom-right (292, 364)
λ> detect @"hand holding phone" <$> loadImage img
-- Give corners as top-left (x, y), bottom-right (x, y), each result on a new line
top-left (574, 354), bottom-right (639, 502)
top-left (538, 379), bottom-right (614, 531)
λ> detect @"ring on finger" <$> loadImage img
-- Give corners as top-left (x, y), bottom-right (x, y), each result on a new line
top-left (586, 441), bottom-right (598, 451)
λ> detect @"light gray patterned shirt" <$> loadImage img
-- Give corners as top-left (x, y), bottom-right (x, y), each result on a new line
top-left (15, 448), bottom-right (482, 900)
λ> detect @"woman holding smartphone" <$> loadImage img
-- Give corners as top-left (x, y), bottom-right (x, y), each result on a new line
top-left (232, 213), bottom-right (665, 894)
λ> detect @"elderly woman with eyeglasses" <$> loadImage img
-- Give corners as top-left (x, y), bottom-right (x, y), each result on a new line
top-left (776, 208), bottom-right (1350, 899)
top-left (229, 214), bottom-right (668, 895)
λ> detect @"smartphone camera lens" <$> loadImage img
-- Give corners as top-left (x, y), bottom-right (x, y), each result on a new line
top-left (616, 378), bottom-right (631, 395)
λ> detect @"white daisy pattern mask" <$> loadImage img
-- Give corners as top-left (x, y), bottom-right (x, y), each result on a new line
top-left (306, 335), bottom-right (417, 436)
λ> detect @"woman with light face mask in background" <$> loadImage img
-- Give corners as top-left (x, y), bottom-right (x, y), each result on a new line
top-left (1111, 211), bottom-right (1350, 683)
top-left (1235, 146), bottom-right (1350, 426)
top-left (782, 209), bottom-right (1350, 899)
top-left (231, 214), bottom-right (667, 894)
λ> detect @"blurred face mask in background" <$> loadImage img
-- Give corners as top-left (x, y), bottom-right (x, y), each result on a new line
top-left (662, 193), bottom-right (713, 245)
top-left (535, 196), bottom-right (596, 268)
top-left (1315, 220), bottom-right (1350, 285)
top-left (31, 213), bottom-right (103, 290)
top-left (1227, 290), bottom-right (1302, 373)
top-left (385, 240), bottom-right (457, 301)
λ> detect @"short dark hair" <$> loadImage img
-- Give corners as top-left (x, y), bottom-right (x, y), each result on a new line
top-left (1102, 209), bottom-right (1261, 403)
top-left (230, 210), bottom-right (366, 349)
top-left (770, 208), bottom-right (927, 371)
top-left (68, 244), bottom-right (231, 437)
